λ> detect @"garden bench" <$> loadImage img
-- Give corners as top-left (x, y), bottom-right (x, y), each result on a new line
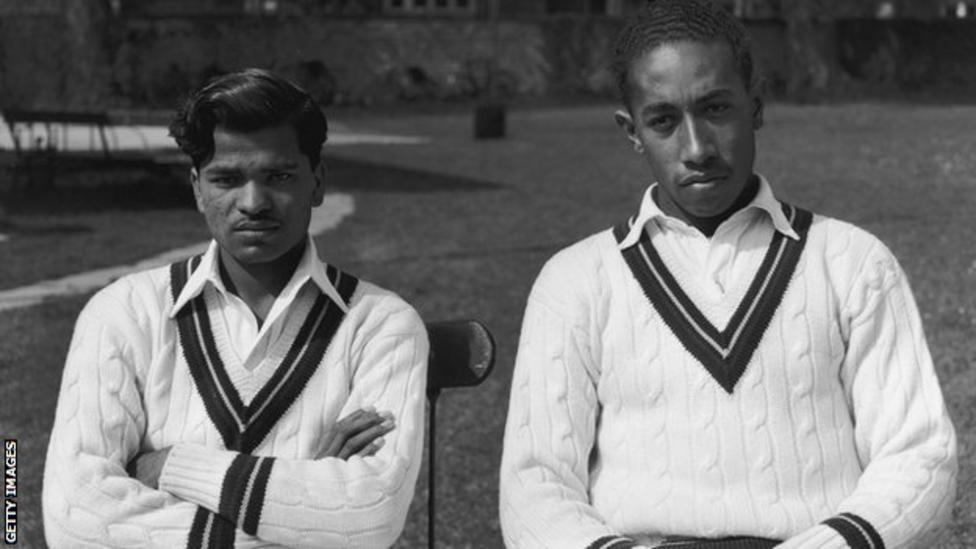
top-left (1, 108), bottom-right (181, 189)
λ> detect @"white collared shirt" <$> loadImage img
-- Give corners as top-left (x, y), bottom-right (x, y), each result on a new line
top-left (617, 175), bottom-right (799, 316)
top-left (169, 236), bottom-right (348, 371)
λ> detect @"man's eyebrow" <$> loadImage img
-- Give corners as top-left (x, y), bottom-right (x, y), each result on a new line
top-left (640, 101), bottom-right (678, 118)
top-left (202, 161), bottom-right (300, 173)
top-left (201, 165), bottom-right (240, 174)
top-left (696, 88), bottom-right (735, 103)
top-left (261, 161), bottom-right (301, 171)
top-left (639, 89), bottom-right (738, 118)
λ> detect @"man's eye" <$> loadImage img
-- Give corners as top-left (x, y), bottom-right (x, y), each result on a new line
top-left (269, 172), bottom-right (293, 182)
top-left (209, 175), bottom-right (239, 185)
top-left (648, 115), bottom-right (677, 132)
top-left (706, 103), bottom-right (732, 116)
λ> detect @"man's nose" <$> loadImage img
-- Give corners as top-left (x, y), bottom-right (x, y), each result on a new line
top-left (238, 180), bottom-right (271, 214)
top-left (679, 116), bottom-right (716, 166)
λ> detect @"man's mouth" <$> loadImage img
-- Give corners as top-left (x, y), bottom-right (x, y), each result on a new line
top-left (680, 174), bottom-right (727, 187)
top-left (234, 221), bottom-right (279, 232)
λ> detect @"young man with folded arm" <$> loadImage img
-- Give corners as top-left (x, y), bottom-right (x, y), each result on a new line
top-left (43, 68), bottom-right (428, 548)
top-left (499, 2), bottom-right (957, 548)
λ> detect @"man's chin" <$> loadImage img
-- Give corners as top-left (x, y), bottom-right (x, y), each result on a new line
top-left (223, 244), bottom-right (286, 267)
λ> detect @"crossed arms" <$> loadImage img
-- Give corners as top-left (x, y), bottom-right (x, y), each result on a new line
top-left (43, 281), bottom-right (429, 549)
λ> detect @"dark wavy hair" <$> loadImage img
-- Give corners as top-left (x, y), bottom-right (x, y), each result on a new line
top-left (611, 0), bottom-right (756, 105)
top-left (169, 68), bottom-right (328, 169)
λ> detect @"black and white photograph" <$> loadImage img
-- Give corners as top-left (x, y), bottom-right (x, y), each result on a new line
top-left (0, 0), bottom-right (972, 547)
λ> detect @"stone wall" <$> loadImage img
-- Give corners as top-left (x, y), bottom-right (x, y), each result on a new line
top-left (111, 17), bottom-right (552, 108)
top-left (0, 5), bottom-right (115, 111)
top-left (0, 14), bottom-right (974, 111)
top-left (0, 15), bottom-right (70, 109)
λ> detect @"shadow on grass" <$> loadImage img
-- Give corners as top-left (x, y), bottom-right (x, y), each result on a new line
top-left (2, 155), bottom-right (503, 219)
top-left (325, 156), bottom-right (506, 193)
top-left (3, 168), bottom-right (195, 215)
top-left (4, 221), bottom-right (93, 236)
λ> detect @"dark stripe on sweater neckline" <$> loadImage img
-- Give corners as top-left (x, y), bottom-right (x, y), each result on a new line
top-left (241, 266), bottom-right (358, 453)
top-left (614, 204), bottom-right (813, 393)
top-left (172, 256), bottom-right (244, 448)
top-left (170, 257), bottom-right (359, 547)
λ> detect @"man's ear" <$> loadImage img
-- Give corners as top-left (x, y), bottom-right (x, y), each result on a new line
top-left (311, 160), bottom-right (327, 208)
top-left (190, 167), bottom-right (205, 214)
top-left (752, 95), bottom-right (764, 130)
top-left (614, 109), bottom-right (643, 153)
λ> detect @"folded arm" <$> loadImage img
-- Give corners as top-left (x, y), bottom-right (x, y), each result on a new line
top-left (157, 299), bottom-right (429, 549)
top-left (43, 289), bottom-right (201, 548)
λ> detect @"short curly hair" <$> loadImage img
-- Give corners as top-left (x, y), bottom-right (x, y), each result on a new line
top-left (611, 0), bottom-right (756, 106)
top-left (169, 68), bottom-right (328, 169)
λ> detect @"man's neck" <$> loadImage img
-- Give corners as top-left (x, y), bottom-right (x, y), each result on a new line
top-left (217, 240), bottom-right (306, 326)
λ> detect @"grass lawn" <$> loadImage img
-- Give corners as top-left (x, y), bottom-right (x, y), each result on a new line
top-left (0, 168), bottom-right (209, 290)
top-left (2, 102), bottom-right (974, 548)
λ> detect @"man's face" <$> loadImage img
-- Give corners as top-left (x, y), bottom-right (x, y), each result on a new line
top-left (191, 124), bottom-right (324, 268)
top-left (615, 40), bottom-right (762, 224)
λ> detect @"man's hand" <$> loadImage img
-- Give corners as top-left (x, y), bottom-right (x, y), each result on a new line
top-left (126, 447), bottom-right (172, 489)
top-left (320, 407), bottom-right (396, 460)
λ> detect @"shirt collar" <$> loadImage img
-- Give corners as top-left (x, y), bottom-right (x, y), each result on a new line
top-left (616, 174), bottom-right (799, 249)
top-left (169, 236), bottom-right (350, 318)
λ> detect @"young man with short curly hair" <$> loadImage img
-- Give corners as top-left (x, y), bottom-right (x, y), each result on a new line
top-left (44, 69), bottom-right (428, 548)
top-left (500, 2), bottom-right (957, 548)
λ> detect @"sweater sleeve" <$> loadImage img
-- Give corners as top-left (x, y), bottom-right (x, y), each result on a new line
top-left (158, 296), bottom-right (428, 549)
top-left (499, 255), bottom-right (640, 549)
top-left (779, 242), bottom-right (957, 549)
top-left (43, 286), bottom-right (203, 549)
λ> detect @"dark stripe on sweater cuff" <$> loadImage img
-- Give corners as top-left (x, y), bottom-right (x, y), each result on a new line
top-left (208, 513), bottom-right (237, 549)
top-left (185, 506), bottom-right (210, 549)
top-left (218, 454), bottom-right (259, 525)
top-left (586, 535), bottom-right (638, 549)
top-left (241, 457), bottom-right (275, 535)
top-left (839, 513), bottom-right (885, 549)
top-left (823, 516), bottom-right (873, 549)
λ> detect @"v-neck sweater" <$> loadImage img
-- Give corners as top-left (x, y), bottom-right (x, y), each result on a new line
top-left (43, 258), bottom-right (428, 548)
top-left (500, 206), bottom-right (956, 548)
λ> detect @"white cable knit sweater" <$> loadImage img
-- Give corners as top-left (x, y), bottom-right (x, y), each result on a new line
top-left (500, 185), bottom-right (957, 549)
top-left (43, 244), bottom-right (428, 549)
